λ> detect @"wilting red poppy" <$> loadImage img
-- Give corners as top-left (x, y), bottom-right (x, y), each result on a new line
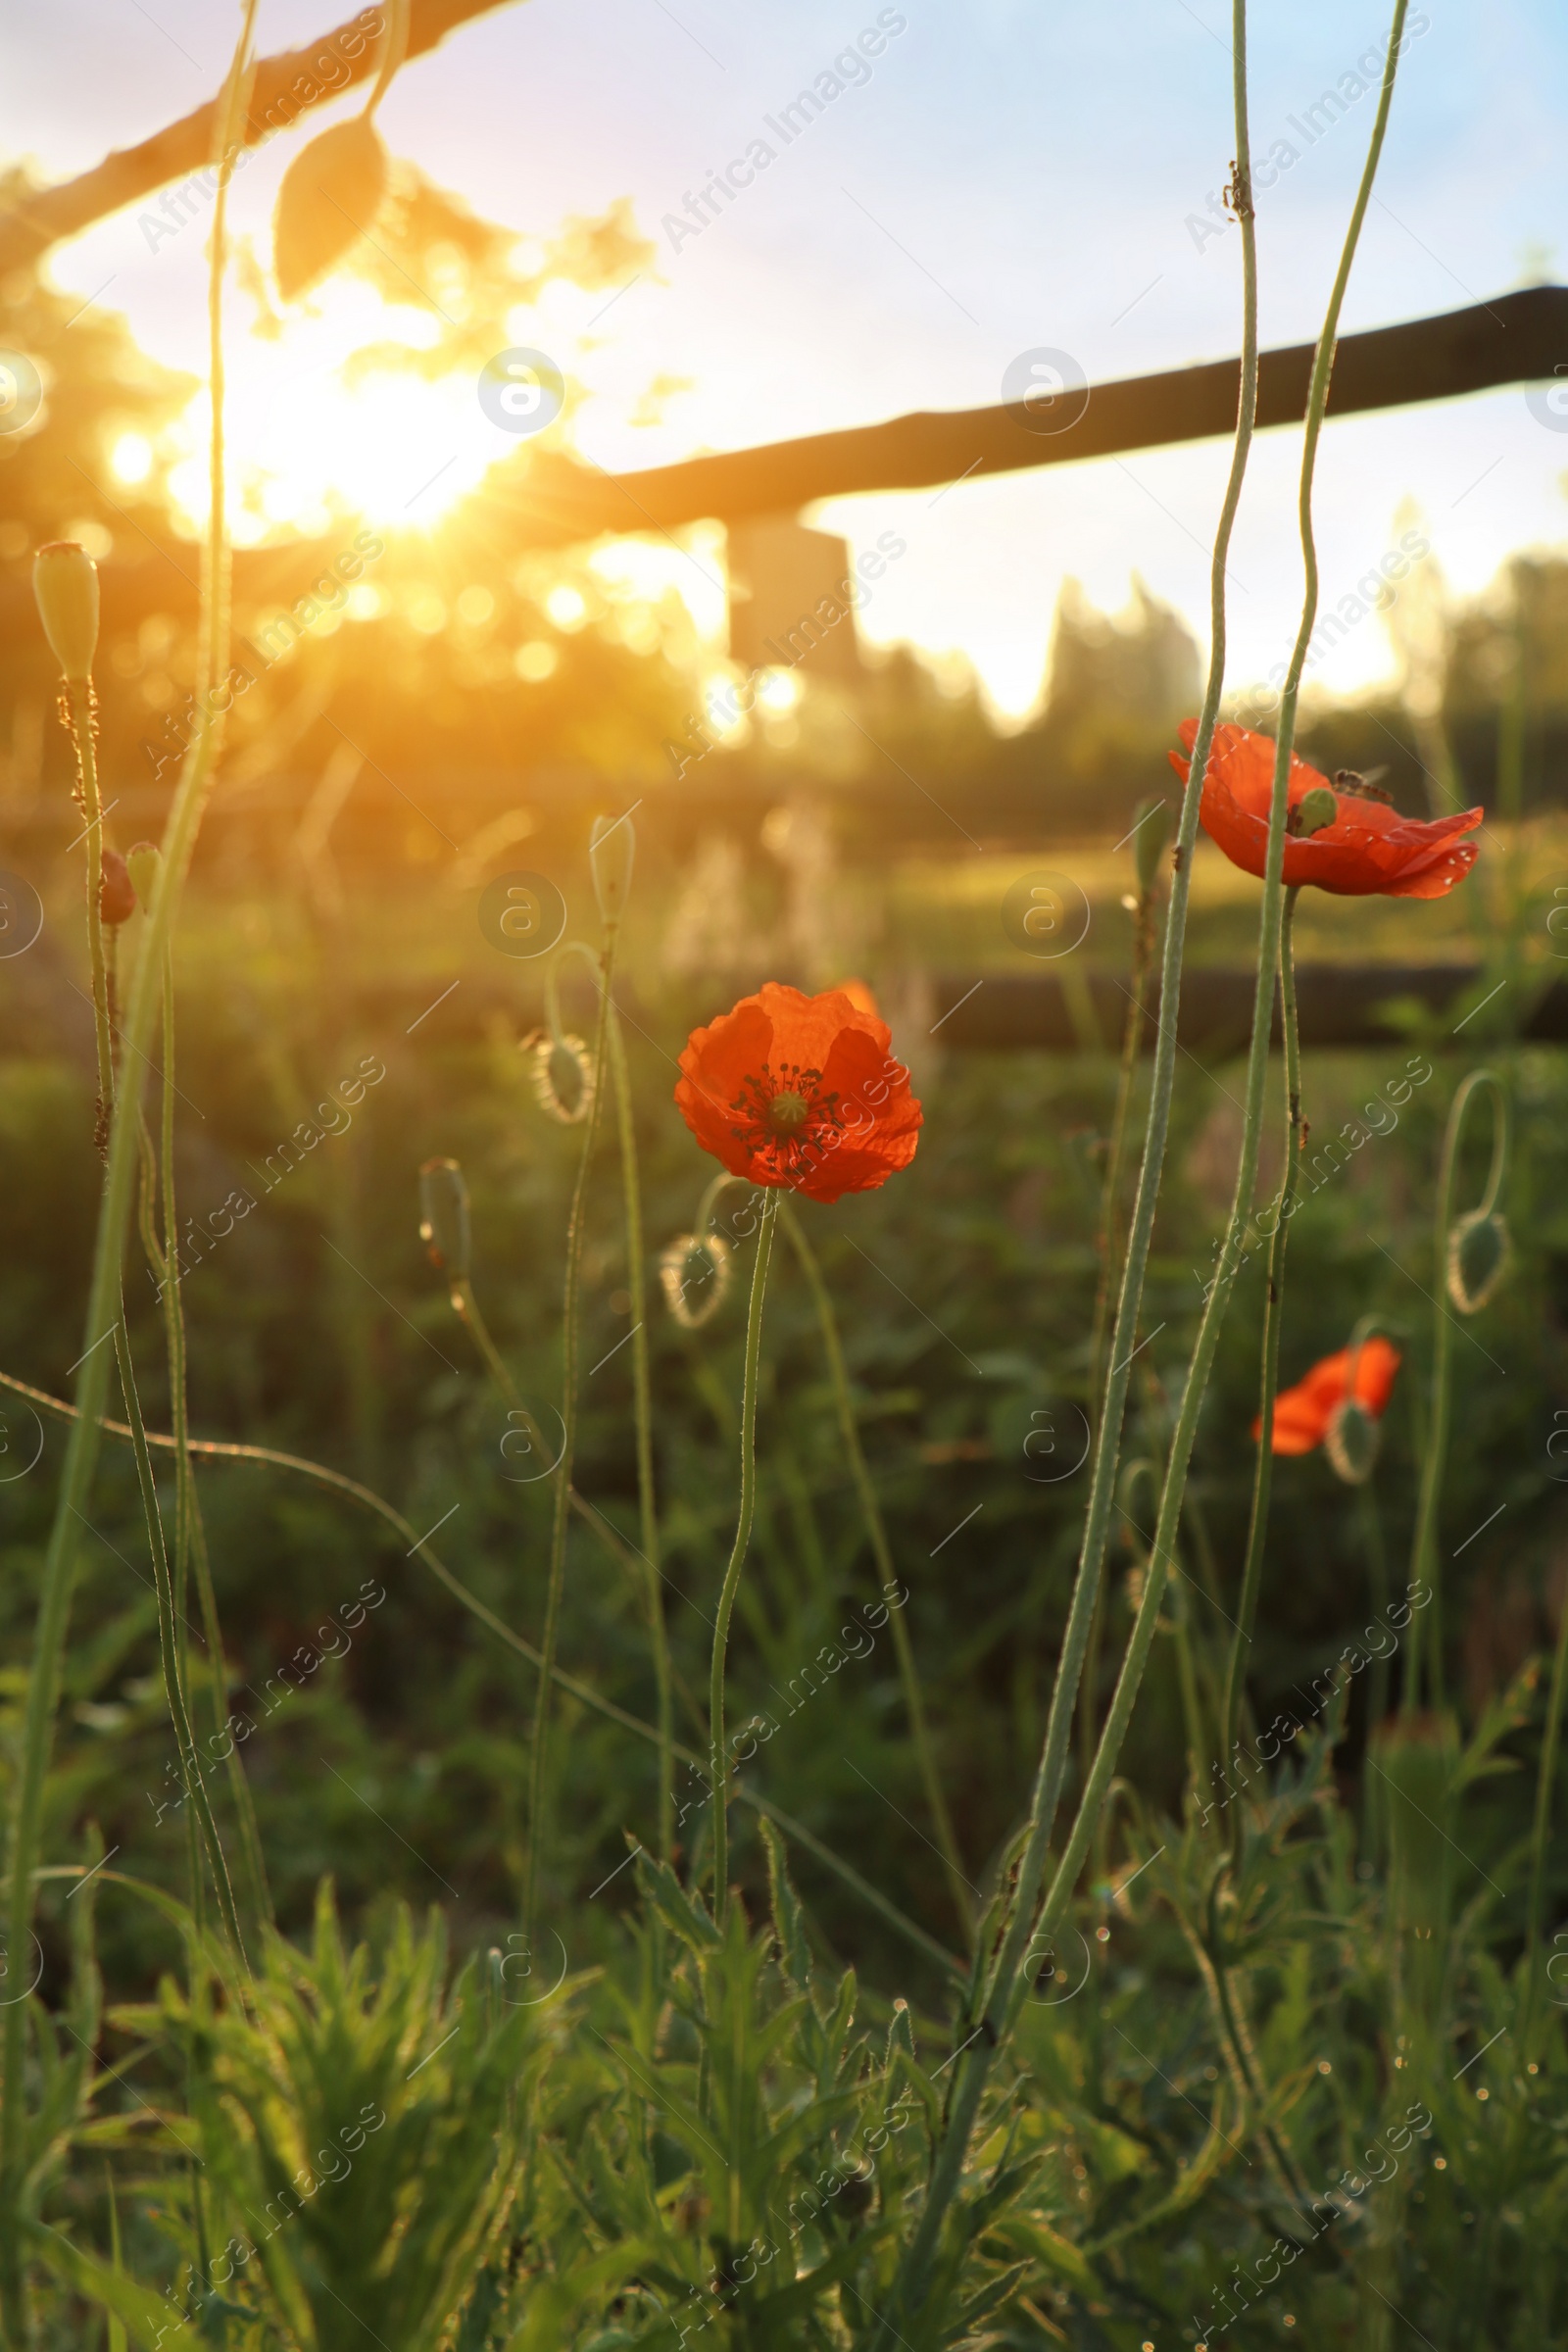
top-left (1169, 721), bottom-right (1482, 899)
top-left (675, 981), bottom-right (921, 1204)
top-left (1260, 1337), bottom-right (1401, 1455)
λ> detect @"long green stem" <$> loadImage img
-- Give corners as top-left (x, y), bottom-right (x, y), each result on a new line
top-left (0, 21), bottom-right (256, 2314)
top-left (1081, 885), bottom-right (1159, 1859)
top-left (779, 1199), bottom-right (972, 1941)
top-left (524, 923), bottom-right (618, 1934)
top-left (607, 1013), bottom-right (674, 1861)
top-left (111, 1321), bottom-right (246, 1968)
top-left (1404, 1067), bottom-right (1507, 1713)
top-left (0, 1363), bottom-right (962, 1985)
top-left (881, 9), bottom-right (1413, 2322)
top-left (67, 691), bottom-right (115, 1157)
top-left (1219, 884), bottom-right (1303, 1831)
top-left (155, 948), bottom-right (271, 1935)
top-left (709, 1199), bottom-right (777, 1918)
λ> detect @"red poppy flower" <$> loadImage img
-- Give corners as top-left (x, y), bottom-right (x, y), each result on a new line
top-left (1260, 1337), bottom-right (1401, 1455)
top-left (1169, 721), bottom-right (1482, 899)
top-left (675, 981), bottom-right (921, 1204)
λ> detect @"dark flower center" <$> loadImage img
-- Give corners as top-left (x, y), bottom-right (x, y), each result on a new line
top-left (730, 1060), bottom-right (844, 1181)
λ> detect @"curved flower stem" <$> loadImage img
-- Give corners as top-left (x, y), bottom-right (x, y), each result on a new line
top-left (1080, 883), bottom-right (1160, 1847)
top-left (524, 920), bottom-right (618, 1935)
top-left (1404, 1066), bottom-right (1507, 1714)
top-left (879, 9), bottom-right (1415, 2326)
top-left (709, 1196), bottom-right (777, 1919)
top-left (607, 1010), bottom-right (674, 1861)
top-left (1219, 883), bottom-right (1303, 1842)
top-left (0, 1363), bottom-right (964, 1988)
top-left (778, 1198), bottom-right (973, 1942)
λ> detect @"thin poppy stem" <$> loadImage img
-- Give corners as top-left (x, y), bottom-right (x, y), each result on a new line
top-left (1037, 0), bottom-right (1411, 2000)
top-left (1404, 1066), bottom-right (1507, 1715)
top-left (155, 941), bottom-right (271, 1935)
top-left (1220, 882), bottom-right (1303, 1845)
top-left (66, 686), bottom-right (115, 1155)
top-left (878, 7), bottom-right (1414, 2324)
top-left (111, 1317), bottom-right (247, 1970)
top-left (778, 1197), bottom-right (973, 1943)
top-left (524, 919), bottom-right (619, 1935)
top-left (607, 1009), bottom-right (674, 1862)
top-left (709, 1196), bottom-right (777, 1920)
top-left (1359, 1478), bottom-right (1391, 1865)
top-left (1080, 882), bottom-right (1160, 1851)
top-left (0, 19), bottom-right (256, 2294)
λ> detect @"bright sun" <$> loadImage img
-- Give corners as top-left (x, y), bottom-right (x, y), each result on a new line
top-left (157, 283), bottom-right (500, 542)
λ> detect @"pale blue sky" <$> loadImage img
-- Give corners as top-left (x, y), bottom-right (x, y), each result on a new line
top-left (9, 0), bottom-right (1567, 713)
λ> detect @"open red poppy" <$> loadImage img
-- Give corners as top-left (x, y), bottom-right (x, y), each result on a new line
top-left (1169, 721), bottom-right (1483, 899)
top-left (1260, 1337), bottom-right (1401, 1455)
top-left (675, 981), bottom-right (921, 1205)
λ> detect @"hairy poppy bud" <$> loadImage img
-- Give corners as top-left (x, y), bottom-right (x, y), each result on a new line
top-left (1325, 1395), bottom-right (1381, 1485)
top-left (418, 1156), bottom-right (471, 1284)
top-left (589, 811), bottom-right (636, 925)
top-left (1446, 1206), bottom-right (1510, 1315)
top-left (126, 841), bottom-right (161, 912)
top-left (99, 849), bottom-right (136, 928)
top-left (659, 1231), bottom-right (731, 1329)
top-left (1130, 796), bottom-right (1172, 897)
top-left (272, 116), bottom-right (389, 303)
top-left (1295, 785), bottom-right (1339, 838)
top-left (33, 541), bottom-right (100, 681)
top-left (527, 1031), bottom-right (595, 1125)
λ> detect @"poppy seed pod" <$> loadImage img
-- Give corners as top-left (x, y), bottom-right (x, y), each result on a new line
top-left (125, 841), bottom-right (161, 913)
top-left (1295, 784), bottom-right (1339, 838)
top-left (1325, 1395), bottom-right (1382, 1486)
top-left (272, 116), bottom-right (389, 303)
top-left (1446, 1205), bottom-right (1510, 1315)
top-left (418, 1156), bottom-right (471, 1284)
top-left (589, 811), bottom-right (636, 924)
top-left (33, 541), bottom-right (100, 681)
top-left (659, 1231), bottom-right (731, 1329)
top-left (1131, 796), bottom-right (1172, 897)
top-left (99, 849), bottom-right (137, 928)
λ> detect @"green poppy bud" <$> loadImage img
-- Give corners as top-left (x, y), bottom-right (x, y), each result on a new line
top-left (1130, 796), bottom-right (1172, 897)
top-left (1295, 785), bottom-right (1339, 838)
top-left (1446, 1205), bottom-right (1510, 1315)
top-left (33, 541), bottom-right (100, 681)
top-left (418, 1156), bottom-right (471, 1284)
top-left (589, 811), bottom-right (636, 925)
top-left (1325, 1396), bottom-right (1381, 1486)
top-left (125, 841), bottom-right (161, 913)
top-left (527, 1031), bottom-right (595, 1125)
top-left (272, 116), bottom-right (389, 303)
top-left (99, 850), bottom-right (136, 929)
top-left (659, 1231), bottom-right (731, 1328)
